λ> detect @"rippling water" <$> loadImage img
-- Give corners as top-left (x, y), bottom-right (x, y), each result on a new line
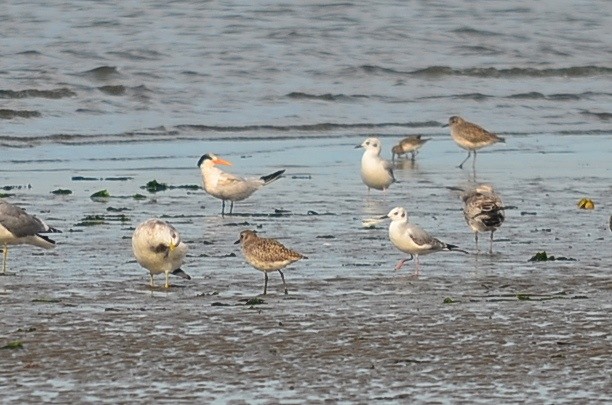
top-left (2, 0), bottom-right (610, 144)
top-left (1, 1), bottom-right (611, 403)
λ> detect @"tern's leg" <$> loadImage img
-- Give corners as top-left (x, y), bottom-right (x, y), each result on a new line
top-left (489, 231), bottom-right (494, 255)
top-left (149, 273), bottom-right (155, 287)
top-left (2, 245), bottom-right (8, 274)
top-left (472, 150), bottom-right (478, 170)
top-left (458, 151), bottom-right (471, 169)
top-left (279, 270), bottom-right (288, 295)
top-left (474, 232), bottom-right (480, 253)
top-left (221, 200), bottom-right (226, 217)
top-left (263, 272), bottom-right (268, 295)
top-left (164, 272), bottom-right (170, 288)
top-left (229, 201), bottom-right (234, 215)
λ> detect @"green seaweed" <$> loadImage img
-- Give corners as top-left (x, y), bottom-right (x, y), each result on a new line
top-left (516, 294), bottom-right (531, 301)
top-left (142, 180), bottom-right (168, 193)
top-left (141, 180), bottom-right (199, 193)
top-left (528, 251), bottom-right (576, 262)
top-left (245, 297), bottom-right (265, 306)
top-left (72, 176), bottom-right (99, 181)
top-left (106, 207), bottom-right (129, 212)
top-left (1, 341), bottom-right (24, 350)
top-left (90, 189), bottom-right (110, 200)
top-left (75, 215), bottom-right (106, 226)
top-left (132, 193), bottom-right (147, 200)
top-left (443, 297), bottom-right (456, 304)
top-left (51, 189), bottom-right (72, 195)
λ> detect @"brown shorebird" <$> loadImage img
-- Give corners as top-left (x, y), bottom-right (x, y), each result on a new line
top-left (235, 230), bottom-right (306, 295)
top-left (391, 135), bottom-right (430, 161)
top-left (461, 184), bottom-right (505, 254)
top-left (443, 116), bottom-right (505, 169)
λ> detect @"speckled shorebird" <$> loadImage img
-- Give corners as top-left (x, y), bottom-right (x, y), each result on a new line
top-left (235, 230), bottom-right (307, 295)
top-left (462, 184), bottom-right (505, 254)
top-left (197, 153), bottom-right (285, 217)
top-left (382, 207), bottom-right (467, 277)
top-left (356, 137), bottom-right (395, 191)
top-left (0, 199), bottom-right (61, 274)
top-left (132, 218), bottom-right (190, 288)
top-left (443, 116), bottom-right (505, 169)
top-left (391, 135), bottom-right (430, 161)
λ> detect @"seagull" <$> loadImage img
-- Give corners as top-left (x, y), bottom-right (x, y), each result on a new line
top-left (382, 206), bottom-right (467, 276)
top-left (462, 184), bottom-right (505, 254)
top-left (356, 137), bottom-right (395, 191)
top-left (391, 135), bottom-right (430, 161)
top-left (197, 154), bottom-right (286, 216)
top-left (0, 199), bottom-right (61, 274)
top-left (132, 218), bottom-right (190, 288)
top-left (235, 230), bottom-right (307, 295)
top-left (443, 116), bottom-right (505, 169)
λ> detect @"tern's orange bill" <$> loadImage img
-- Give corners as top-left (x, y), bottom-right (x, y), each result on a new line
top-left (213, 157), bottom-right (232, 166)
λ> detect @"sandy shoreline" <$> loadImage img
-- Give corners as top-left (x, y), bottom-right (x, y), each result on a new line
top-left (1, 133), bottom-right (611, 402)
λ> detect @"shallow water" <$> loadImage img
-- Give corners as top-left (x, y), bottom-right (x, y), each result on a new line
top-left (1, 0), bottom-right (612, 403)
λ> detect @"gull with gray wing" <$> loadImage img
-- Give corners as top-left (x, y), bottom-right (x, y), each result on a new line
top-left (382, 207), bottom-right (467, 276)
top-left (0, 199), bottom-right (61, 274)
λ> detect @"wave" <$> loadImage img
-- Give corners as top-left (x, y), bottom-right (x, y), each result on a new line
top-left (285, 92), bottom-right (369, 101)
top-left (177, 121), bottom-right (440, 133)
top-left (0, 88), bottom-right (76, 99)
top-left (422, 91), bottom-right (610, 101)
top-left (1, 123), bottom-right (609, 148)
top-left (580, 110), bottom-right (612, 121)
top-left (359, 65), bottom-right (612, 78)
top-left (77, 66), bottom-right (121, 80)
top-left (0, 109), bottom-right (41, 119)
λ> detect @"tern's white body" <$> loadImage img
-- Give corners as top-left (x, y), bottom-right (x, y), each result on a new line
top-left (197, 154), bottom-right (285, 215)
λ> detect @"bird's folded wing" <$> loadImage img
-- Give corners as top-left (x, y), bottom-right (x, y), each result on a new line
top-left (0, 204), bottom-right (47, 237)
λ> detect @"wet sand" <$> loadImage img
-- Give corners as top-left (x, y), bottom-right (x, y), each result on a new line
top-left (1, 134), bottom-right (611, 402)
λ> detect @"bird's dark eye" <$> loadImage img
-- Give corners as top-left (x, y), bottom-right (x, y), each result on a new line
top-left (373, 143), bottom-right (378, 148)
top-left (365, 141), bottom-right (370, 145)
top-left (401, 212), bottom-right (405, 218)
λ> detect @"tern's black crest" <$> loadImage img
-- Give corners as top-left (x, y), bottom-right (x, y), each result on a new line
top-left (197, 154), bottom-right (213, 167)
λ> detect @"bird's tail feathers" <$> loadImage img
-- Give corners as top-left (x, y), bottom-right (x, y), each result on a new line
top-left (31, 234), bottom-right (56, 249)
top-left (45, 226), bottom-right (62, 234)
top-left (446, 244), bottom-right (469, 254)
top-left (171, 268), bottom-right (191, 280)
top-left (260, 169), bottom-right (286, 185)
